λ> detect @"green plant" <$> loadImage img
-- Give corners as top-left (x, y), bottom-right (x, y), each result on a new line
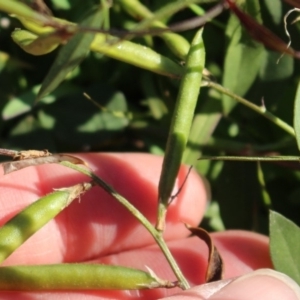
top-left (0, 0), bottom-right (300, 294)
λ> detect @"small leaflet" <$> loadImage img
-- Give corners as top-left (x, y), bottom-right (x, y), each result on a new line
top-left (185, 224), bottom-right (224, 283)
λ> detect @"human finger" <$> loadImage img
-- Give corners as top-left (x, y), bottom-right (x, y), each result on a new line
top-left (0, 229), bottom-right (273, 299)
top-left (0, 153), bottom-right (208, 265)
top-left (162, 269), bottom-right (300, 300)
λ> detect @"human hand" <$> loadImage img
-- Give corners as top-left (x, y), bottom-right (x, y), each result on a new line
top-left (0, 153), bottom-right (299, 299)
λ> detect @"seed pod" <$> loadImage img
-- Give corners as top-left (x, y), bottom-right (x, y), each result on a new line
top-left (0, 264), bottom-right (175, 290)
top-left (13, 149), bottom-right (51, 160)
top-left (15, 16), bottom-right (184, 78)
top-left (0, 0), bottom-right (51, 25)
top-left (0, 182), bottom-right (92, 263)
top-left (118, 0), bottom-right (190, 59)
top-left (157, 28), bottom-right (205, 231)
top-left (90, 35), bottom-right (183, 78)
top-left (17, 16), bottom-right (72, 36)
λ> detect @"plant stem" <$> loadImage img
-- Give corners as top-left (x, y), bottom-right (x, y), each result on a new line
top-left (199, 155), bottom-right (300, 162)
top-left (60, 161), bottom-right (190, 289)
top-left (203, 80), bottom-right (295, 137)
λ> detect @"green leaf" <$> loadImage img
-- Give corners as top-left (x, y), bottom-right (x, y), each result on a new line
top-left (263, 0), bottom-right (282, 25)
top-left (11, 29), bottom-right (61, 56)
top-left (222, 0), bottom-right (265, 114)
top-left (6, 115), bottom-right (55, 151)
top-left (293, 81), bottom-right (300, 152)
top-left (183, 96), bottom-right (223, 174)
top-left (2, 83), bottom-right (81, 120)
top-left (269, 210), bottom-right (300, 285)
top-left (0, 52), bottom-right (10, 73)
top-left (259, 51), bottom-right (293, 81)
top-left (141, 73), bottom-right (168, 120)
top-left (36, 7), bottom-right (104, 101)
top-left (118, 0), bottom-right (191, 59)
top-left (51, 0), bottom-right (71, 10)
top-left (38, 84), bottom-right (129, 149)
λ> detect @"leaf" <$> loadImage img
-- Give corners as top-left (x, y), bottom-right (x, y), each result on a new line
top-left (36, 7), bottom-right (104, 101)
top-left (11, 29), bottom-right (63, 56)
top-left (51, 0), bottom-right (71, 10)
top-left (203, 201), bottom-right (225, 232)
top-left (226, 0), bottom-right (300, 58)
top-left (263, 0), bottom-right (282, 24)
top-left (186, 224), bottom-right (224, 282)
top-left (222, 0), bottom-right (265, 114)
top-left (269, 210), bottom-right (300, 285)
top-left (140, 73), bottom-right (168, 120)
top-left (183, 96), bottom-right (222, 171)
top-left (38, 84), bottom-right (129, 149)
top-left (259, 50), bottom-right (294, 81)
top-left (2, 83), bottom-right (80, 120)
top-left (294, 81), bottom-right (300, 152)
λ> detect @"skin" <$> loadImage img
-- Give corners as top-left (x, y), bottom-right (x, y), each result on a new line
top-left (0, 153), bottom-right (299, 300)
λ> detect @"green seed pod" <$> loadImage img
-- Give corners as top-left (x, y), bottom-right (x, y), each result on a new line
top-left (14, 13), bottom-right (183, 77)
top-left (0, 0), bottom-right (50, 25)
top-left (157, 28), bottom-right (205, 230)
top-left (90, 35), bottom-right (183, 78)
top-left (117, 0), bottom-right (190, 59)
top-left (17, 16), bottom-right (73, 36)
top-left (11, 29), bottom-right (63, 56)
top-left (0, 182), bottom-right (92, 263)
top-left (0, 264), bottom-right (175, 290)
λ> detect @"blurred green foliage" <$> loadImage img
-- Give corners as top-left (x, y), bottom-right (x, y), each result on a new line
top-left (1, 0), bottom-right (300, 236)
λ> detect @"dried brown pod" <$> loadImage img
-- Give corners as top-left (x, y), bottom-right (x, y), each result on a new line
top-left (2, 154), bottom-right (87, 174)
top-left (185, 224), bottom-right (224, 283)
top-left (0, 148), bottom-right (52, 160)
top-left (13, 149), bottom-right (52, 160)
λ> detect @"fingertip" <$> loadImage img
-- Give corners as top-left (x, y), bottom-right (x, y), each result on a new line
top-left (209, 269), bottom-right (300, 300)
top-left (162, 269), bottom-right (300, 300)
top-left (0, 153), bottom-right (209, 264)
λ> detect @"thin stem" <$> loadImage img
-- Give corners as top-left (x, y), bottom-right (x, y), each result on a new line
top-left (155, 234), bottom-right (189, 289)
top-left (203, 80), bottom-right (295, 137)
top-left (60, 161), bottom-right (190, 289)
top-left (199, 155), bottom-right (300, 162)
top-left (0, 148), bottom-right (18, 157)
